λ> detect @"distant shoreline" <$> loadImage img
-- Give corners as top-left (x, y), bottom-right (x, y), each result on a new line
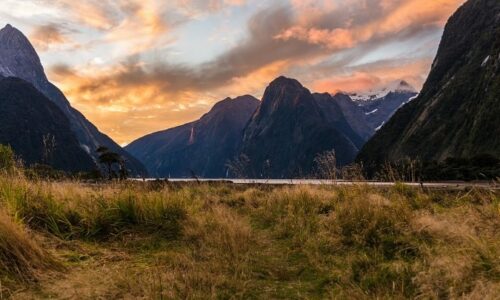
top-left (129, 178), bottom-right (499, 189)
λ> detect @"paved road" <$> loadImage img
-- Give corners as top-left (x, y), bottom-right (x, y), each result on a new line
top-left (131, 178), bottom-right (499, 189)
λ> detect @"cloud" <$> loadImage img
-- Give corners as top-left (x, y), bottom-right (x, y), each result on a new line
top-left (172, 0), bottom-right (247, 19)
top-left (311, 58), bottom-right (433, 94)
top-left (29, 24), bottom-right (72, 51)
top-left (51, 5), bottom-right (325, 99)
top-left (38, 0), bottom-right (120, 30)
top-left (276, 0), bottom-right (464, 50)
top-left (40, 0), bottom-right (465, 144)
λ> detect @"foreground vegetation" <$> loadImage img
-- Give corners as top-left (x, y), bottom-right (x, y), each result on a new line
top-left (0, 169), bottom-right (499, 298)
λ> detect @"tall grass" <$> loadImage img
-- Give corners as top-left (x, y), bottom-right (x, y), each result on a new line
top-left (0, 176), bottom-right (187, 240)
top-left (0, 209), bottom-right (59, 296)
top-left (0, 171), bottom-right (498, 298)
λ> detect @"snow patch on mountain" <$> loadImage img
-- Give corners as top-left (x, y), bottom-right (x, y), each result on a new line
top-left (481, 55), bottom-right (490, 67)
top-left (375, 122), bottom-right (385, 131)
top-left (348, 80), bottom-right (417, 102)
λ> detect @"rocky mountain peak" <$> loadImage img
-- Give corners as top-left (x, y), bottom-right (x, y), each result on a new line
top-left (393, 80), bottom-right (417, 93)
top-left (201, 95), bottom-right (259, 125)
top-left (269, 76), bottom-right (304, 88)
top-left (210, 95), bottom-right (259, 113)
top-left (256, 76), bottom-right (315, 117)
top-left (348, 79), bottom-right (417, 102)
top-left (0, 24), bottom-right (48, 86)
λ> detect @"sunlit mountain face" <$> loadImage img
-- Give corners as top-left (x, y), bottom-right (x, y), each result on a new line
top-left (0, 0), bottom-right (465, 145)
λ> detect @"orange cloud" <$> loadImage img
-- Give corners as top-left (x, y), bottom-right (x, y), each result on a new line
top-left (311, 59), bottom-right (432, 94)
top-left (103, 1), bottom-right (172, 55)
top-left (276, 27), bottom-right (355, 50)
top-left (29, 24), bottom-right (72, 51)
top-left (48, 60), bottom-right (289, 145)
top-left (40, 0), bottom-right (464, 145)
top-left (45, 0), bottom-right (118, 30)
top-left (277, 0), bottom-right (465, 50)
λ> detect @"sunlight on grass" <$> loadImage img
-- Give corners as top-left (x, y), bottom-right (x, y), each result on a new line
top-left (0, 171), bottom-right (498, 298)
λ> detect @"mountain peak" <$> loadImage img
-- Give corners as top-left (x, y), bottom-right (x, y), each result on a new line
top-left (349, 80), bottom-right (417, 101)
top-left (0, 24), bottom-right (47, 84)
top-left (269, 76), bottom-right (304, 89)
top-left (394, 80), bottom-right (417, 93)
top-left (0, 24), bottom-right (20, 35)
top-left (257, 76), bottom-right (314, 115)
top-left (0, 24), bottom-right (29, 42)
top-left (209, 95), bottom-right (259, 114)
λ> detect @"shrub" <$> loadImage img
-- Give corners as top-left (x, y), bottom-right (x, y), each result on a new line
top-left (0, 144), bottom-right (15, 172)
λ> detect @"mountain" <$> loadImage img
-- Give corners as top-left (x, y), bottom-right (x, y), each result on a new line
top-left (240, 77), bottom-right (360, 178)
top-left (126, 96), bottom-right (260, 177)
top-left (312, 93), bottom-right (366, 148)
top-left (357, 0), bottom-right (500, 171)
top-left (336, 81), bottom-right (418, 140)
top-left (331, 93), bottom-right (375, 141)
top-left (354, 81), bottom-right (418, 132)
top-left (0, 77), bottom-right (95, 172)
top-left (0, 24), bottom-right (147, 176)
top-left (349, 80), bottom-right (417, 103)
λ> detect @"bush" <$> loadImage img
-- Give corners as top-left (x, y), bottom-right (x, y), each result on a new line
top-left (0, 144), bottom-right (15, 172)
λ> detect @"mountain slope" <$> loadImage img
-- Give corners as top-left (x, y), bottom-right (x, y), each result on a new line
top-left (0, 24), bottom-right (147, 176)
top-left (334, 81), bottom-right (418, 140)
top-left (331, 93), bottom-right (374, 141)
top-left (0, 77), bottom-right (95, 172)
top-left (357, 0), bottom-right (500, 169)
top-left (353, 81), bottom-right (418, 132)
top-left (126, 96), bottom-right (260, 177)
top-left (313, 93), bottom-right (366, 148)
top-left (240, 77), bottom-right (359, 178)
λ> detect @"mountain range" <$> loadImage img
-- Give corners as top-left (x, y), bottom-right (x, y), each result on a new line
top-left (127, 77), bottom-right (417, 178)
top-left (0, 24), bottom-right (147, 175)
top-left (126, 95), bottom-right (260, 178)
top-left (3, 0), bottom-right (495, 180)
top-left (357, 0), bottom-right (500, 174)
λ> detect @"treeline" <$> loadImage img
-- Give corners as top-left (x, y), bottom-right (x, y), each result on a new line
top-left (372, 154), bottom-right (500, 182)
top-left (0, 144), bottom-right (130, 180)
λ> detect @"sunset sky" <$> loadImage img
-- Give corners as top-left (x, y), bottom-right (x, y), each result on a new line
top-left (0, 0), bottom-right (465, 145)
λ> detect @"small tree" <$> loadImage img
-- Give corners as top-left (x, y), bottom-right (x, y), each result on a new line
top-left (225, 154), bottom-right (251, 179)
top-left (118, 159), bottom-right (129, 180)
top-left (0, 144), bottom-right (15, 172)
top-left (314, 150), bottom-right (337, 180)
top-left (42, 134), bottom-right (56, 165)
top-left (97, 146), bottom-right (122, 180)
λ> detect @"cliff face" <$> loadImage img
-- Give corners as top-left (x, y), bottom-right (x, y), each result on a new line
top-left (357, 0), bottom-right (500, 169)
top-left (0, 77), bottom-right (95, 172)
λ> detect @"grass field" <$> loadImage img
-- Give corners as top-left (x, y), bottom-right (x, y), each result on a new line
top-left (0, 172), bottom-right (499, 299)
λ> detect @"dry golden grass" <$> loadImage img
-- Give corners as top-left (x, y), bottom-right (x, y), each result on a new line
top-left (0, 174), bottom-right (498, 299)
top-left (0, 209), bottom-right (60, 297)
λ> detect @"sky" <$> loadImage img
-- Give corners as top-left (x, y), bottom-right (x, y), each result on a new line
top-left (0, 0), bottom-right (465, 145)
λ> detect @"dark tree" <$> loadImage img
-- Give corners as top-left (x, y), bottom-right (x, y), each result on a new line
top-left (97, 146), bottom-right (122, 180)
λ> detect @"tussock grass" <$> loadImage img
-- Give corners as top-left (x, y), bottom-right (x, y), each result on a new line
top-left (0, 174), bottom-right (499, 299)
top-left (0, 209), bottom-right (59, 296)
top-left (0, 177), bottom-right (187, 240)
